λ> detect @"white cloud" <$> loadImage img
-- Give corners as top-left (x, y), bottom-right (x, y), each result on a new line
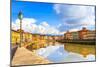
top-left (12, 21), bottom-right (19, 30)
top-left (36, 45), bottom-right (62, 58)
top-left (36, 45), bottom-right (95, 62)
top-left (63, 52), bottom-right (95, 62)
top-left (12, 18), bottom-right (37, 33)
top-left (69, 29), bottom-right (79, 32)
top-left (54, 4), bottom-right (95, 30)
top-left (12, 18), bottom-right (63, 35)
top-left (54, 4), bottom-right (95, 19)
top-left (54, 4), bottom-right (61, 14)
top-left (38, 22), bottom-right (62, 35)
top-left (85, 54), bottom-right (95, 60)
top-left (40, 21), bottom-right (49, 27)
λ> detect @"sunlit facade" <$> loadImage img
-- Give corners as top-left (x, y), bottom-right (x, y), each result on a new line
top-left (11, 30), bottom-right (20, 46)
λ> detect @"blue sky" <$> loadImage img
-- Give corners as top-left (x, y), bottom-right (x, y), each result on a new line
top-left (12, 0), bottom-right (96, 35)
top-left (12, 0), bottom-right (61, 26)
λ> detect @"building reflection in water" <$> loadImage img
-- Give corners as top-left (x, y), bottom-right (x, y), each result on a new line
top-left (64, 43), bottom-right (96, 58)
top-left (26, 41), bottom-right (96, 63)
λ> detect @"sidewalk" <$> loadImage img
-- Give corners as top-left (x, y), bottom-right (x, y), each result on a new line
top-left (12, 47), bottom-right (51, 66)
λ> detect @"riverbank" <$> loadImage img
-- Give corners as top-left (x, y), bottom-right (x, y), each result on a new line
top-left (57, 39), bottom-right (96, 45)
top-left (12, 47), bottom-right (51, 66)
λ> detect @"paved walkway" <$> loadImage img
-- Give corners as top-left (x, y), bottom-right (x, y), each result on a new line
top-left (12, 47), bottom-right (51, 66)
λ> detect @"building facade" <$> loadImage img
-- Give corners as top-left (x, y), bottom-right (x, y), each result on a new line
top-left (87, 30), bottom-right (96, 39)
top-left (71, 32), bottom-right (79, 40)
top-left (64, 27), bottom-right (96, 40)
top-left (78, 27), bottom-right (88, 39)
top-left (64, 31), bottom-right (73, 40)
top-left (11, 30), bottom-right (20, 45)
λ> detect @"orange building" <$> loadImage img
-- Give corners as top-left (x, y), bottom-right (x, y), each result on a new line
top-left (87, 30), bottom-right (96, 39)
top-left (64, 31), bottom-right (73, 40)
top-left (78, 27), bottom-right (89, 39)
top-left (32, 34), bottom-right (40, 41)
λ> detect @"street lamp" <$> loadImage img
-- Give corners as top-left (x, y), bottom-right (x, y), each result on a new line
top-left (18, 11), bottom-right (23, 47)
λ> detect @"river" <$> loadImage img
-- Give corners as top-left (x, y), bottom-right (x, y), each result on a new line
top-left (27, 42), bottom-right (96, 63)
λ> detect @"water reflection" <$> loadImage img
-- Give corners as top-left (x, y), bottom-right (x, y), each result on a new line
top-left (27, 42), bottom-right (96, 63)
top-left (64, 43), bottom-right (96, 58)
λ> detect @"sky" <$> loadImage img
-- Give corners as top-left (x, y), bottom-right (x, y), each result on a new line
top-left (11, 0), bottom-right (96, 35)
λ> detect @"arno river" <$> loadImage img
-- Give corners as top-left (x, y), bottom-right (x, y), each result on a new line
top-left (27, 42), bottom-right (96, 63)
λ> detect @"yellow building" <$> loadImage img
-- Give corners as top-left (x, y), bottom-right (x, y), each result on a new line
top-left (32, 34), bottom-right (40, 41)
top-left (12, 30), bottom-right (33, 47)
top-left (11, 30), bottom-right (20, 46)
top-left (23, 32), bottom-right (33, 42)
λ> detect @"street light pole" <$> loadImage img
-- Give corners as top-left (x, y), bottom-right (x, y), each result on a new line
top-left (18, 11), bottom-right (23, 47)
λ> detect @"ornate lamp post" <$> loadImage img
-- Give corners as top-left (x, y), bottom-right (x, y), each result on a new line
top-left (18, 11), bottom-right (23, 47)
